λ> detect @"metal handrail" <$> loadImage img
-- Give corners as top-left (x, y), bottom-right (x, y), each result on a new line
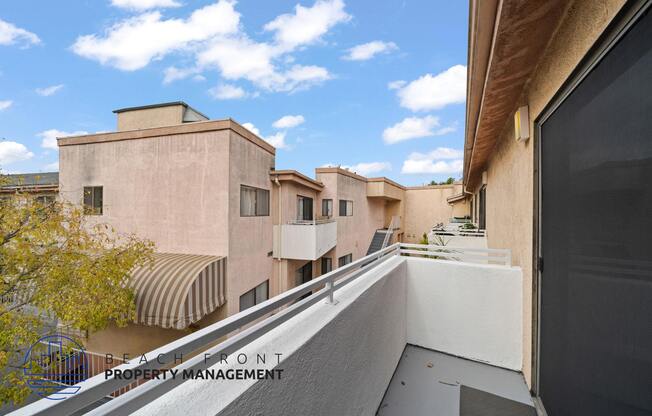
top-left (12, 244), bottom-right (401, 416)
top-left (400, 243), bottom-right (511, 266)
top-left (379, 216), bottom-right (398, 250)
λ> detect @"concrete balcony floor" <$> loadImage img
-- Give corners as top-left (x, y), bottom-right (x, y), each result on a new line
top-left (378, 345), bottom-right (535, 416)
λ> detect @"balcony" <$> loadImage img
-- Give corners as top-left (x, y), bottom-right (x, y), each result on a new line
top-left (13, 244), bottom-right (532, 416)
top-left (273, 218), bottom-right (337, 261)
top-left (367, 178), bottom-right (404, 201)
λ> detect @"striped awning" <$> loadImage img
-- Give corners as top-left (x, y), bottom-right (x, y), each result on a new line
top-left (130, 253), bottom-right (226, 330)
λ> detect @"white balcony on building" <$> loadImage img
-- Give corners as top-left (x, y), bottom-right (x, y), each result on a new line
top-left (273, 218), bottom-right (337, 261)
top-left (13, 244), bottom-right (534, 416)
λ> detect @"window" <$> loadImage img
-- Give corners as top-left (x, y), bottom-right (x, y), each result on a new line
top-left (240, 185), bottom-right (269, 216)
top-left (338, 199), bottom-right (353, 216)
top-left (321, 199), bottom-right (333, 217)
top-left (478, 186), bottom-right (486, 230)
top-left (321, 257), bottom-right (332, 274)
top-left (297, 196), bottom-right (313, 221)
top-left (239, 280), bottom-right (269, 311)
top-left (338, 254), bottom-right (352, 267)
top-left (83, 186), bottom-right (103, 215)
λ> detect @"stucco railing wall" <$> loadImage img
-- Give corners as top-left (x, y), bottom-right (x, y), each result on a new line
top-left (405, 257), bottom-right (523, 370)
top-left (133, 256), bottom-right (408, 416)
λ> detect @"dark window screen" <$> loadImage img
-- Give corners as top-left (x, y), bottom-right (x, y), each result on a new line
top-left (540, 8), bottom-right (652, 416)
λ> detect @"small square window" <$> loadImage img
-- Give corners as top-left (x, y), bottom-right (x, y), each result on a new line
top-left (338, 200), bottom-right (353, 216)
top-left (83, 186), bottom-right (103, 215)
top-left (239, 280), bottom-right (269, 312)
top-left (240, 185), bottom-right (270, 216)
top-left (322, 199), bottom-right (333, 217)
top-left (338, 254), bottom-right (352, 267)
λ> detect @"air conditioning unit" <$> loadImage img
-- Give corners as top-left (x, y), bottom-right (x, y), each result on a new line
top-left (514, 105), bottom-right (530, 142)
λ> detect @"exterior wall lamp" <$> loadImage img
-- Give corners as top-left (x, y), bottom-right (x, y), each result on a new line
top-left (514, 105), bottom-right (530, 142)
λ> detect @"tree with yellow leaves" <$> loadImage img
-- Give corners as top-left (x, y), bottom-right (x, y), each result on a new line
top-left (0, 174), bottom-right (153, 406)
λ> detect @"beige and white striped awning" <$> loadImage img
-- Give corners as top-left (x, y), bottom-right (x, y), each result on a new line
top-left (130, 253), bottom-right (226, 330)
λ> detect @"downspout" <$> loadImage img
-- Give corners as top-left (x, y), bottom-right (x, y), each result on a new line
top-left (273, 176), bottom-right (283, 294)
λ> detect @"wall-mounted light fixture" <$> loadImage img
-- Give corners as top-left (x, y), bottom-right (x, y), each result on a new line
top-left (514, 105), bottom-right (530, 142)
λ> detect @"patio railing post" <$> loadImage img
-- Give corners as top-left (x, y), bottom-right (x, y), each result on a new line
top-left (325, 279), bottom-right (338, 305)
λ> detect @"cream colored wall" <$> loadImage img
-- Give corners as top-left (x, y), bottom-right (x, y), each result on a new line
top-left (366, 181), bottom-right (404, 201)
top-left (403, 184), bottom-right (463, 242)
top-left (61, 128), bottom-right (274, 350)
top-left (59, 130), bottom-right (231, 257)
top-left (315, 171), bottom-right (385, 264)
top-left (477, 0), bottom-right (626, 386)
top-left (451, 199), bottom-right (470, 218)
top-left (116, 105), bottom-right (185, 131)
top-left (278, 182), bottom-right (319, 224)
top-left (227, 131), bottom-right (275, 316)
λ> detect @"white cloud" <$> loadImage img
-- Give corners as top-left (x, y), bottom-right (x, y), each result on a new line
top-left (0, 100), bottom-right (12, 111)
top-left (73, 0), bottom-right (347, 94)
top-left (43, 161), bottom-right (59, 171)
top-left (35, 84), bottom-right (64, 96)
top-left (387, 80), bottom-right (406, 90)
top-left (0, 141), bottom-right (34, 165)
top-left (411, 147), bottom-right (464, 160)
top-left (163, 66), bottom-right (200, 84)
top-left (242, 122), bottom-right (288, 149)
top-left (71, 1), bottom-right (240, 71)
top-left (273, 115), bottom-right (305, 129)
top-left (401, 148), bottom-right (464, 175)
top-left (265, 131), bottom-right (287, 149)
top-left (38, 129), bottom-right (89, 150)
top-left (0, 19), bottom-right (40, 47)
top-left (198, 36), bottom-right (330, 92)
top-left (342, 161), bottom-right (391, 176)
top-left (242, 122), bottom-right (261, 136)
top-left (281, 65), bottom-right (330, 91)
top-left (264, 0), bottom-right (351, 51)
top-left (395, 65), bottom-right (466, 112)
top-left (382, 115), bottom-right (455, 144)
top-left (209, 83), bottom-right (247, 100)
top-left (198, 36), bottom-right (277, 84)
top-left (111, 0), bottom-right (182, 11)
top-left (343, 41), bottom-right (397, 61)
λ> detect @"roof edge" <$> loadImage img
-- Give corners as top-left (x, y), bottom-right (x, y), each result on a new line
top-left (270, 170), bottom-right (324, 191)
top-left (57, 119), bottom-right (276, 155)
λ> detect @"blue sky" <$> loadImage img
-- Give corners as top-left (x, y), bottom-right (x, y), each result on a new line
top-left (0, 0), bottom-right (468, 186)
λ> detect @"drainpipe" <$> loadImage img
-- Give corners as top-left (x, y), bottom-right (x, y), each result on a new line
top-left (273, 176), bottom-right (283, 293)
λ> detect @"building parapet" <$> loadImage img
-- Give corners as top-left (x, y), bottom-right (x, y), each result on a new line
top-left (270, 170), bottom-right (324, 191)
top-left (56, 119), bottom-right (276, 155)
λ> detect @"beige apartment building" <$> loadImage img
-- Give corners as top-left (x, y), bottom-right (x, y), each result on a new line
top-left (41, 101), bottom-right (469, 357)
top-left (464, 0), bottom-right (651, 414)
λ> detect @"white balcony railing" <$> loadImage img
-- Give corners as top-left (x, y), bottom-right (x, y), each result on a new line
top-left (12, 244), bottom-right (521, 416)
top-left (401, 243), bottom-right (511, 266)
top-left (273, 218), bottom-right (337, 260)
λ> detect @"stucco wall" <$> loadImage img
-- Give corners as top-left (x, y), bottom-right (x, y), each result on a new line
top-left (451, 198), bottom-right (470, 218)
top-left (116, 105), bottom-right (184, 131)
top-left (133, 256), bottom-right (407, 416)
top-left (406, 257), bottom-right (522, 370)
top-left (477, 0), bottom-right (626, 385)
top-left (227, 131), bottom-right (275, 316)
top-left (59, 130), bottom-right (231, 257)
top-left (403, 184), bottom-right (463, 242)
top-left (315, 171), bottom-right (385, 263)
